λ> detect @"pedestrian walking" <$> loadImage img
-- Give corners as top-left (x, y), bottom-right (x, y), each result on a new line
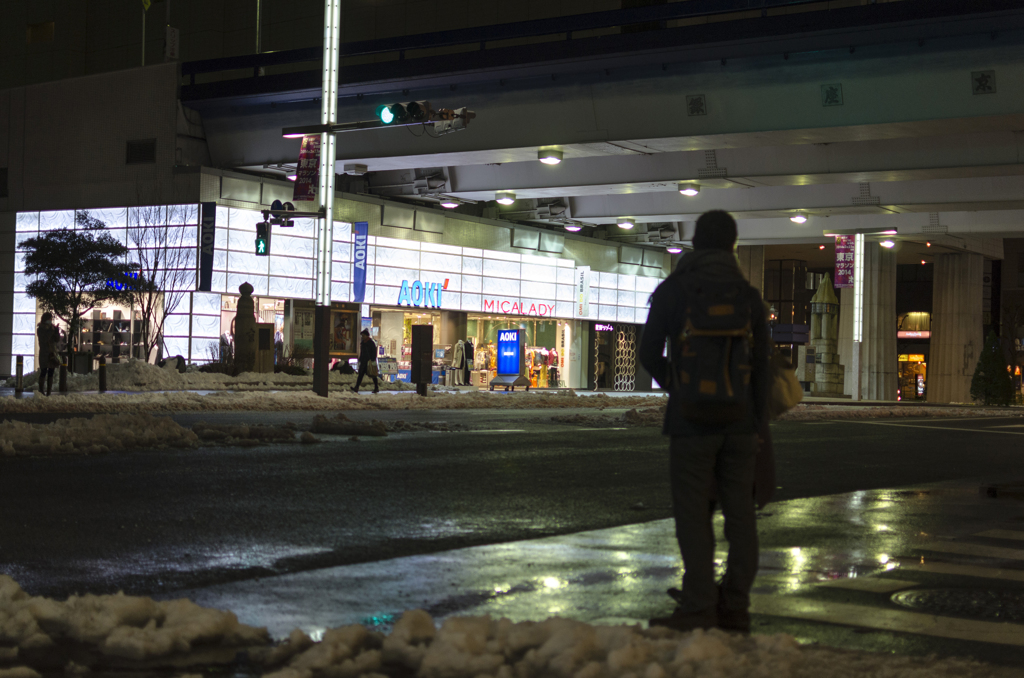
top-left (350, 329), bottom-right (379, 394)
top-left (639, 210), bottom-right (771, 634)
top-left (35, 312), bottom-right (61, 397)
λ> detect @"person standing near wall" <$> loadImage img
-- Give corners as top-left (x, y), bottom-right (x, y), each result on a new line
top-left (36, 312), bottom-right (60, 396)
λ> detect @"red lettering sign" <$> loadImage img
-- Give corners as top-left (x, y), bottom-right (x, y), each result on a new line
top-left (483, 299), bottom-right (495, 312)
top-left (482, 298), bottom-right (561, 317)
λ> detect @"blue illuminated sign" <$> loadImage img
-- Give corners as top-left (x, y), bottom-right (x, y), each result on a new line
top-left (497, 329), bottom-right (520, 376)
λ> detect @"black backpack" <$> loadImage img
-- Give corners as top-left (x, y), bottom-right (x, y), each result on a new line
top-left (670, 275), bottom-right (754, 425)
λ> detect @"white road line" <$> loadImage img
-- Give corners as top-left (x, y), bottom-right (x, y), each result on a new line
top-left (902, 562), bottom-right (1024, 582)
top-left (918, 541), bottom-right (1024, 560)
top-left (464, 429), bottom-right (528, 434)
top-left (974, 529), bottom-right (1024, 541)
top-left (853, 421), bottom-right (1024, 435)
top-left (750, 594), bottom-right (1024, 646)
top-left (817, 576), bottom-right (918, 593)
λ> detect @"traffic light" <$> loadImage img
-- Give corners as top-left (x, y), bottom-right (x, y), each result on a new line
top-left (376, 101), bottom-right (431, 125)
top-left (256, 221), bottom-right (270, 256)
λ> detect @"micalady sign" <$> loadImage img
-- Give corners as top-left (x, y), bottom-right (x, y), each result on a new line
top-left (483, 299), bottom-right (556, 316)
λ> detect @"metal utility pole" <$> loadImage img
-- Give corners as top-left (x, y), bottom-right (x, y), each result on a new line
top-left (312, 0), bottom-right (341, 398)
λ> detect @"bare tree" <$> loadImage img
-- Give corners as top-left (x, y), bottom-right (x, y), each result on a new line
top-left (127, 205), bottom-right (197, 362)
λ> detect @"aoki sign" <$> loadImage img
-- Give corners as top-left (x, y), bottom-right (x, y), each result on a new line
top-left (397, 278), bottom-right (448, 308)
top-left (483, 299), bottom-right (556, 316)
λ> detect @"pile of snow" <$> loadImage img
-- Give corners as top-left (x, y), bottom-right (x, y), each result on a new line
top-left (7, 359), bottom-right (419, 393)
top-left (0, 414), bottom-right (198, 456)
top-left (0, 389), bottom-right (659, 416)
top-left (256, 610), bottom-right (1005, 678)
top-left (0, 575), bottom-right (269, 668)
top-left (192, 421), bottom-right (297, 446)
top-left (0, 581), bottom-right (1011, 677)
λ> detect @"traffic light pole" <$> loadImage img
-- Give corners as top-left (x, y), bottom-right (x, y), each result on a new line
top-left (312, 0), bottom-right (341, 398)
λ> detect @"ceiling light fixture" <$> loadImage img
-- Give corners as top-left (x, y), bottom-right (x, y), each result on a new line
top-left (538, 149), bottom-right (563, 165)
top-left (439, 197), bottom-right (460, 209)
top-left (926, 242), bottom-right (931, 247)
top-left (921, 259), bottom-right (927, 265)
top-left (666, 245), bottom-right (683, 254)
top-left (286, 174), bottom-right (297, 181)
top-left (617, 217), bottom-right (636, 230)
top-left (678, 183), bottom-right (701, 197)
top-left (819, 245), bottom-right (826, 250)
top-left (563, 222), bottom-right (582, 232)
top-left (880, 240), bottom-right (895, 248)
top-left (496, 191), bottom-right (516, 205)
top-left (790, 213), bottom-right (808, 224)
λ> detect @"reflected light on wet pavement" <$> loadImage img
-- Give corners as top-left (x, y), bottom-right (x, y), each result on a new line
top-left (173, 482), bottom-right (1023, 657)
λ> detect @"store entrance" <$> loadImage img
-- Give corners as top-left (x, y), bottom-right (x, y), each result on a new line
top-left (467, 316), bottom-right (571, 389)
top-left (898, 354), bottom-right (927, 400)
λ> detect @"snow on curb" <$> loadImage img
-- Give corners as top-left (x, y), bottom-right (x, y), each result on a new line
top-left (0, 580), bottom-right (1012, 677)
top-left (0, 414), bottom-right (198, 456)
top-left (6, 359), bottom-right (420, 393)
top-left (257, 610), bottom-right (1004, 678)
top-left (0, 575), bottom-right (269, 668)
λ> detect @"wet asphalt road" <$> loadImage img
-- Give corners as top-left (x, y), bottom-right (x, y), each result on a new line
top-left (2, 409), bottom-right (1024, 599)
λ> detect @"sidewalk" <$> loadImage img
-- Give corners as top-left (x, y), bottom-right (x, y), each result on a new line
top-left (170, 480), bottom-right (1024, 667)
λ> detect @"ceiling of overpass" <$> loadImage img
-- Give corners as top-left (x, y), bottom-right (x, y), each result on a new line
top-left (211, 1), bottom-right (1024, 257)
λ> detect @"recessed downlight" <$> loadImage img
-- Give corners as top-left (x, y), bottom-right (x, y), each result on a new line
top-left (617, 217), bottom-right (636, 230)
top-left (439, 197), bottom-right (460, 209)
top-left (880, 240), bottom-right (895, 248)
top-left (790, 213), bottom-right (808, 224)
top-left (678, 183), bottom-right (700, 197)
top-left (666, 245), bottom-right (683, 254)
top-left (563, 223), bottom-right (582, 232)
top-left (286, 174), bottom-right (297, 181)
top-left (496, 191), bottom-right (516, 205)
top-left (538, 149), bottom-right (563, 165)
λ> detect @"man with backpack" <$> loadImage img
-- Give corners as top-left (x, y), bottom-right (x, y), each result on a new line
top-left (640, 210), bottom-right (771, 634)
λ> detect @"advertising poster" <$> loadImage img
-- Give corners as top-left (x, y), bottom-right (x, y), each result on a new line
top-left (496, 329), bottom-right (521, 376)
top-left (292, 135), bottom-right (321, 203)
top-left (330, 309), bottom-right (358, 355)
top-left (834, 235), bottom-right (855, 288)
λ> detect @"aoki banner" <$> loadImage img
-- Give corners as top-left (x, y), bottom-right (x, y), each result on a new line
top-left (352, 221), bottom-right (368, 303)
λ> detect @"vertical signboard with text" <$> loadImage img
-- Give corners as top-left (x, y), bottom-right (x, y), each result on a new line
top-left (352, 221), bottom-right (368, 303)
top-left (497, 329), bottom-right (521, 376)
top-left (197, 202), bottom-right (216, 292)
top-left (292, 135), bottom-right (321, 203)
top-left (575, 266), bottom-right (591, 317)
top-left (834, 235), bottom-right (854, 288)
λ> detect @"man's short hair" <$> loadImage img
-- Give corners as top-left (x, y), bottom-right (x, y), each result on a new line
top-left (692, 210), bottom-right (738, 251)
top-left (360, 329), bottom-right (370, 336)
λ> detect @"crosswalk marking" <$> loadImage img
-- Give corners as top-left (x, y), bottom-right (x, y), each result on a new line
top-left (918, 541), bottom-right (1024, 560)
top-left (855, 421), bottom-right (1024, 435)
top-left (974, 529), bottom-right (1024, 541)
top-left (750, 593), bottom-right (1024, 646)
top-left (902, 561), bottom-right (1024, 582)
top-left (817, 576), bottom-right (918, 593)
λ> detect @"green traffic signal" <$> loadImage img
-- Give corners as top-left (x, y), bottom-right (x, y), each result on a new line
top-left (256, 238), bottom-right (267, 255)
top-left (376, 105), bottom-right (395, 124)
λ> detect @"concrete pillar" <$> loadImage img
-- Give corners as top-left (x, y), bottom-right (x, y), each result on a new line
top-left (928, 253), bottom-right (984, 404)
top-left (736, 245), bottom-right (764, 295)
top-left (838, 244), bottom-right (897, 400)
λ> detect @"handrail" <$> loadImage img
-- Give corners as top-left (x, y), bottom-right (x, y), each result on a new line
top-left (181, 0), bottom-right (834, 80)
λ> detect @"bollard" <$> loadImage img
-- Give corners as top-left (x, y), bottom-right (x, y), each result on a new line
top-left (98, 355), bottom-right (107, 393)
top-left (59, 356), bottom-right (68, 394)
top-left (14, 356), bottom-right (23, 395)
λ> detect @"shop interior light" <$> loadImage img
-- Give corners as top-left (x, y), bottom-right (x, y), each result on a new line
top-left (617, 217), bottom-right (636, 230)
top-left (666, 245), bottom-right (683, 254)
top-left (819, 245), bottom-right (826, 250)
top-left (538, 149), bottom-right (563, 165)
top-left (921, 260), bottom-right (927, 265)
top-left (790, 213), bottom-right (808, 224)
top-left (880, 240), bottom-right (895, 248)
top-left (439, 197), bottom-right (460, 209)
top-left (926, 242), bottom-right (931, 247)
top-left (678, 183), bottom-right (700, 197)
top-left (496, 191), bottom-right (516, 205)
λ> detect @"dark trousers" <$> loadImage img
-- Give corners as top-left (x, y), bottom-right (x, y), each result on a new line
top-left (669, 433), bottom-right (759, 613)
top-left (354, 361), bottom-right (378, 391)
top-left (38, 367), bottom-right (54, 391)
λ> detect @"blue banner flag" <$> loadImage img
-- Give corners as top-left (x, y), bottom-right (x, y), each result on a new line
top-left (352, 221), bottom-right (368, 303)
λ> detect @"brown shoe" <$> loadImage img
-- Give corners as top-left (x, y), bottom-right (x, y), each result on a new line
top-left (649, 607), bottom-right (716, 633)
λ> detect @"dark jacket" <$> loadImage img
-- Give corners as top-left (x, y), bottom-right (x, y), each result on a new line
top-left (358, 337), bottom-right (377, 364)
top-left (640, 249), bottom-right (771, 437)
